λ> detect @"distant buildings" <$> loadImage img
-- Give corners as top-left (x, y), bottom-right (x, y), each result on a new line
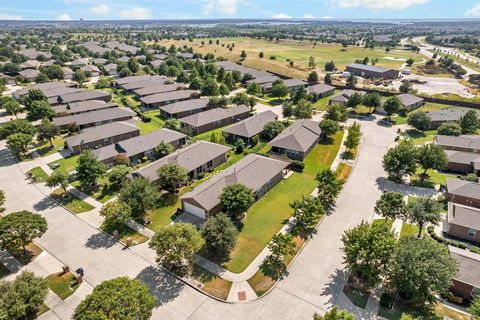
top-left (397, 93), bottom-right (425, 111)
top-left (346, 63), bottom-right (399, 79)
top-left (140, 90), bottom-right (199, 109)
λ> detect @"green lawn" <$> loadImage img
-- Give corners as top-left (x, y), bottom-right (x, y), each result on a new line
top-left (224, 131), bottom-right (344, 273)
top-left (32, 137), bottom-right (65, 157)
top-left (393, 102), bottom-right (468, 126)
top-left (28, 166), bottom-right (49, 183)
top-left (50, 189), bottom-right (95, 213)
top-left (136, 109), bottom-right (166, 135)
top-left (191, 265), bottom-right (233, 300)
top-left (372, 218), bottom-right (394, 230)
top-left (312, 91), bottom-right (340, 111)
top-left (48, 155), bottom-right (79, 173)
top-left (399, 223), bottom-right (425, 238)
top-left (410, 168), bottom-right (460, 189)
top-left (404, 129), bottom-right (436, 145)
top-left (45, 272), bottom-right (79, 300)
top-left (71, 177), bottom-right (116, 204)
top-left (101, 221), bottom-right (148, 246)
top-left (379, 301), bottom-right (470, 320)
top-left (256, 94), bottom-right (289, 106)
top-left (194, 125), bottom-right (230, 141)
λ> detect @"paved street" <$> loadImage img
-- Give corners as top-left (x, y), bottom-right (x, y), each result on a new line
top-left (0, 116), bottom-right (396, 319)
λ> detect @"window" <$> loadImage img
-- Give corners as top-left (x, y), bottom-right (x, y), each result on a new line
top-left (207, 160), bottom-right (213, 168)
top-left (196, 167), bottom-right (203, 174)
top-left (467, 228), bottom-right (477, 238)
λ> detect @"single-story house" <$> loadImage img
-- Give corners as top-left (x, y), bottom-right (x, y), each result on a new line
top-left (133, 83), bottom-right (186, 98)
top-left (434, 135), bottom-right (480, 153)
top-left (427, 109), bottom-right (469, 129)
top-left (159, 98), bottom-right (213, 119)
top-left (150, 59), bottom-right (164, 68)
top-left (216, 61), bottom-right (272, 79)
top-left (269, 119), bottom-right (321, 161)
top-left (51, 90), bottom-right (111, 106)
top-left (105, 41), bottom-right (139, 55)
top-left (346, 63), bottom-right (399, 79)
top-left (19, 60), bottom-right (40, 70)
top-left (13, 81), bottom-right (76, 99)
top-left (180, 154), bottom-right (290, 219)
top-left (307, 84), bottom-right (336, 100)
top-left (140, 90), bottom-right (199, 109)
top-left (447, 178), bottom-right (480, 209)
top-left (93, 128), bottom-right (186, 166)
top-left (62, 67), bottom-right (73, 80)
top-left (103, 63), bottom-right (118, 77)
top-left (246, 75), bottom-right (281, 86)
top-left (445, 150), bottom-right (480, 175)
top-left (449, 246), bottom-right (480, 299)
top-left (260, 78), bottom-right (308, 94)
top-left (52, 107), bottom-right (135, 130)
top-left (397, 93), bottom-right (425, 111)
top-left (70, 58), bottom-right (89, 67)
top-left (329, 89), bottom-right (366, 105)
top-left (177, 52), bottom-right (194, 59)
top-left (18, 48), bottom-right (52, 60)
top-left (53, 101), bottom-right (117, 116)
top-left (0, 73), bottom-right (16, 85)
top-left (121, 77), bottom-right (167, 92)
top-left (79, 41), bottom-right (110, 56)
top-left (446, 202), bottom-right (480, 243)
top-left (129, 141), bottom-right (231, 182)
top-left (179, 105), bottom-right (252, 135)
top-left (115, 75), bottom-right (157, 86)
top-left (223, 110), bottom-right (278, 144)
top-left (93, 58), bottom-right (108, 66)
top-left (80, 65), bottom-right (101, 77)
top-left (18, 69), bottom-right (40, 82)
top-left (65, 121), bottom-right (140, 155)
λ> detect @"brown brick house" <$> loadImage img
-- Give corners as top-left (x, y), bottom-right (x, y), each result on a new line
top-left (52, 107), bottom-right (135, 130)
top-left (223, 110), bottom-right (278, 145)
top-left (159, 98), bottom-right (213, 119)
top-left (444, 150), bottom-right (480, 175)
top-left (447, 179), bottom-right (480, 209)
top-left (449, 246), bottom-right (480, 299)
top-left (434, 135), bottom-right (480, 153)
top-left (446, 202), bottom-right (480, 243)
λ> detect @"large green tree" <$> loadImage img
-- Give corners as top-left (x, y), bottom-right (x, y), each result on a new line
top-left (26, 99), bottom-right (54, 121)
top-left (6, 133), bottom-right (33, 156)
top-left (382, 140), bottom-right (418, 180)
top-left (76, 150), bottom-right (107, 190)
top-left (46, 169), bottom-right (70, 194)
top-left (313, 307), bottom-right (355, 320)
top-left (405, 197), bottom-right (443, 237)
top-left (262, 121), bottom-right (285, 141)
top-left (0, 119), bottom-right (36, 140)
top-left (156, 164), bottom-right (188, 192)
top-left (383, 96), bottom-right (402, 121)
top-left (319, 119), bottom-right (340, 140)
top-left (289, 196), bottom-right (324, 234)
top-left (417, 144), bottom-right (448, 182)
top-left (73, 277), bottom-right (155, 320)
top-left (342, 221), bottom-right (396, 288)
top-left (437, 121), bottom-right (462, 136)
top-left (316, 169), bottom-right (344, 207)
top-left (108, 165), bottom-right (131, 189)
top-left (459, 110), bottom-right (479, 134)
top-left (293, 99), bottom-right (313, 119)
top-left (362, 92), bottom-right (381, 113)
top-left (325, 104), bottom-right (348, 122)
top-left (149, 223), bottom-right (204, 269)
top-left (387, 236), bottom-right (458, 304)
top-left (0, 211), bottom-right (47, 254)
top-left (37, 118), bottom-right (59, 147)
top-left (407, 112), bottom-right (431, 132)
top-left (99, 200), bottom-right (132, 225)
top-left (201, 212), bottom-right (238, 257)
top-left (469, 295), bottom-right (480, 320)
top-left (271, 81), bottom-right (289, 98)
top-left (374, 192), bottom-right (406, 222)
top-left (118, 178), bottom-right (158, 221)
top-left (220, 183), bottom-right (255, 220)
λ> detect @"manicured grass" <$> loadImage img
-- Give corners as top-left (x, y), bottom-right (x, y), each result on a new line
top-left (336, 163), bottom-right (352, 181)
top-left (225, 131), bottom-right (344, 273)
top-left (194, 125), bottom-right (230, 142)
top-left (32, 137), bottom-right (65, 157)
top-left (399, 223), bottom-right (424, 238)
top-left (48, 155), bottom-right (79, 173)
top-left (136, 109), bottom-right (166, 135)
top-left (71, 177), bottom-right (116, 204)
top-left (404, 129), bottom-right (436, 145)
top-left (372, 218), bottom-right (394, 230)
top-left (410, 168), bottom-right (460, 189)
top-left (379, 301), bottom-right (470, 320)
top-left (312, 91), bottom-right (340, 111)
top-left (257, 94), bottom-right (289, 106)
top-left (191, 265), bottom-right (233, 300)
top-left (50, 189), bottom-right (95, 213)
top-left (28, 166), bottom-right (49, 183)
top-left (45, 272), bottom-right (79, 300)
top-left (101, 221), bottom-right (148, 245)
top-left (11, 242), bottom-right (43, 265)
top-left (0, 262), bottom-right (10, 277)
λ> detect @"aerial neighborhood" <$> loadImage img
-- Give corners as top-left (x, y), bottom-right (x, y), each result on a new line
top-left (1, 12), bottom-right (480, 320)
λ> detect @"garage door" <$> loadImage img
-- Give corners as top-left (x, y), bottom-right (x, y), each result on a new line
top-left (183, 202), bottom-right (206, 219)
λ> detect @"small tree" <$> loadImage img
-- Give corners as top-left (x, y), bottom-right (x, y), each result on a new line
top-left (382, 140), bottom-right (418, 180)
top-left (76, 150), bottom-right (107, 190)
top-left (374, 192), bottom-right (406, 222)
top-left (154, 141), bottom-right (174, 159)
top-left (344, 123), bottom-right (361, 152)
top-left (325, 104), bottom-right (348, 122)
top-left (324, 73), bottom-right (332, 85)
top-left (0, 211), bottom-right (47, 254)
top-left (220, 183), bottom-right (255, 220)
top-left (289, 196), bottom-right (324, 234)
top-left (73, 277), bottom-right (155, 320)
top-left (4, 99), bottom-right (22, 118)
top-left (6, 133), bottom-right (33, 156)
top-left (324, 60), bottom-right (336, 72)
top-left (293, 99), bottom-right (313, 119)
top-left (156, 164), bottom-right (188, 192)
top-left (319, 119), bottom-right (339, 140)
top-left (268, 233), bottom-right (296, 262)
top-left (342, 221), bottom-right (396, 288)
top-left (262, 120), bottom-right (285, 141)
top-left (405, 197), bottom-right (443, 237)
top-left (437, 121), bottom-right (462, 136)
top-left (399, 81), bottom-right (413, 93)
top-left (108, 165), bottom-right (131, 189)
top-left (72, 70), bottom-right (87, 87)
top-left (459, 109), bottom-right (480, 134)
top-left (346, 73), bottom-right (357, 88)
top-left (99, 200), bottom-right (132, 224)
top-left (313, 307), bottom-right (355, 320)
top-left (37, 118), bottom-right (59, 147)
top-left (308, 71), bottom-right (319, 83)
top-left (149, 223), bottom-right (204, 270)
top-left (201, 212), bottom-right (238, 257)
top-left (406, 57), bottom-right (415, 66)
top-left (316, 168), bottom-right (344, 207)
top-left (259, 51), bottom-right (264, 59)
top-left (346, 92), bottom-right (363, 109)
top-left (383, 95), bottom-right (402, 121)
top-left (46, 170), bottom-right (69, 195)
top-left (362, 92), bottom-right (381, 113)
top-left (387, 236), bottom-right (458, 304)
top-left (417, 144), bottom-right (448, 182)
top-left (118, 178), bottom-right (158, 221)
top-left (282, 102), bottom-right (294, 118)
top-left (271, 81), bottom-right (289, 98)
top-left (246, 82), bottom-right (262, 96)
top-left (407, 112), bottom-right (431, 132)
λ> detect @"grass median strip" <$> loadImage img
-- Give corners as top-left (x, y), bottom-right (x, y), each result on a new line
top-left (28, 166), bottom-right (49, 183)
top-left (50, 189), bottom-right (95, 213)
top-left (45, 271), bottom-right (80, 300)
top-left (191, 265), bottom-right (233, 300)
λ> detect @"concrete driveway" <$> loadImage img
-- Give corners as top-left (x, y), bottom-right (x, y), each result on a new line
top-left (0, 116), bottom-right (396, 320)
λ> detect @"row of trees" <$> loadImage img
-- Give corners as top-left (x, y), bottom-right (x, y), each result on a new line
top-left (407, 109), bottom-right (479, 134)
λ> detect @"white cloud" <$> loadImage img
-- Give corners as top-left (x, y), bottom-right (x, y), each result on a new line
top-left (322, 16), bottom-right (332, 19)
top-left (271, 13), bottom-right (291, 19)
top-left (203, 0), bottom-right (242, 15)
top-left (57, 13), bottom-right (72, 20)
top-left (303, 13), bottom-right (315, 19)
top-left (0, 13), bottom-right (22, 20)
top-left (119, 7), bottom-right (151, 19)
top-left (90, 4), bottom-right (110, 15)
top-left (334, 0), bottom-right (429, 10)
top-left (465, 3), bottom-right (480, 17)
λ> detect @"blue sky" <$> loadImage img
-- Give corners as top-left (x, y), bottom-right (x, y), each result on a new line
top-left (2, 0), bottom-right (480, 20)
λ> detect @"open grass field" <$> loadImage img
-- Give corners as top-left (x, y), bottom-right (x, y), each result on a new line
top-left (45, 272), bottom-right (79, 300)
top-left (28, 166), bottom-right (49, 183)
top-left (153, 38), bottom-right (425, 79)
top-left (49, 155), bottom-right (79, 173)
top-left (224, 130), bottom-right (344, 273)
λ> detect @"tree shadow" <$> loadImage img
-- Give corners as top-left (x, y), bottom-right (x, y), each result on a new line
top-left (135, 265), bottom-right (183, 306)
top-left (320, 268), bottom-right (349, 306)
top-left (84, 232), bottom-right (116, 249)
top-left (33, 196), bottom-right (59, 212)
top-left (259, 256), bottom-right (289, 281)
top-left (0, 148), bottom-right (17, 167)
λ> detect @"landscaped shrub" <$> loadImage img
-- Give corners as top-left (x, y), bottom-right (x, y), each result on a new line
top-left (142, 115), bottom-right (152, 122)
top-left (457, 242), bottom-right (467, 249)
top-left (290, 160), bottom-right (305, 173)
top-left (380, 293), bottom-right (393, 309)
top-left (471, 246), bottom-right (480, 254)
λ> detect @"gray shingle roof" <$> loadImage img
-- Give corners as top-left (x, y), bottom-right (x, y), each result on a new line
top-left (329, 89), bottom-right (365, 103)
top-left (53, 107), bottom-right (135, 127)
top-left (178, 105), bottom-right (251, 127)
top-left (160, 98), bottom-right (210, 115)
top-left (140, 90), bottom-right (198, 105)
top-left (65, 121), bottom-right (139, 147)
top-left (130, 141), bottom-right (231, 182)
top-left (435, 135), bottom-right (480, 150)
top-left (116, 75), bottom-right (155, 85)
top-left (449, 246), bottom-right (480, 288)
top-left (181, 154), bottom-right (289, 212)
top-left (445, 150), bottom-right (480, 167)
top-left (307, 84), bottom-right (335, 95)
top-left (53, 101), bottom-right (117, 115)
top-left (133, 83), bottom-right (185, 96)
top-left (247, 75), bottom-right (280, 85)
top-left (57, 90), bottom-right (111, 104)
top-left (121, 77), bottom-right (167, 91)
top-left (447, 178), bottom-right (480, 202)
top-left (428, 109), bottom-right (468, 122)
top-left (283, 79), bottom-right (308, 87)
top-left (13, 81), bottom-right (75, 97)
top-left (18, 69), bottom-right (40, 79)
top-left (269, 119), bottom-right (321, 152)
top-left (448, 202), bottom-right (480, 230)
top-left (347, 63), bottom-right (391, 73)
top-left (223, 110), bottom-right (278, 139)
top-left (397, 93), bottom-right (424, 107)
top-left (93, 128), bottom-right (186, 162)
